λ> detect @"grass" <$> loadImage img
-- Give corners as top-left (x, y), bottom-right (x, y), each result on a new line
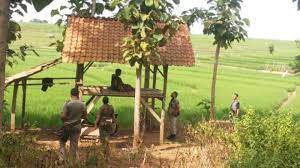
top-left (3, 22), bottom-right (300, 128)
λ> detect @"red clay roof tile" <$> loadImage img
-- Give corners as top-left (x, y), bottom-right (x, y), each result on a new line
top-left (62, 16), bottom-right (195, 66)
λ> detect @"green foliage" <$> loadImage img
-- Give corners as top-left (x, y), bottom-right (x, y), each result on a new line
top-left (203, 0), bottom-right (248, 48)
top-left (116, 0), bottom-right (182, 66)
top-left (230, 109), bottom-right (300, 167)
top-left (196, 98), bottom-right (211, 121)
top-left (6, 1), bottom-right (39, 67)
top-left (183, 0), bottom-right (249, 49)
top-left (0, 133), bottom-right (59, 167)
top-left (50, 0), bottom-right (110, 52)
top-left (295, 40), bottom-right (300, 48)
top-left (290, 55), bottom-right (300, 73)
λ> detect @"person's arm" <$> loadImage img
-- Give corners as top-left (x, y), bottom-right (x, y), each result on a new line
top-left (82, 104), bottom-right (88, 120)
top-left (94, 107), bottom-right (102, 128)
top-left (175, 100), bottom-right (180, 116)
top-left (60, 102), bottom-right (68, 122)
top-left (236, 102), bottom-right (240, 117)
top-left (111, 106), bottom-right (116, 122)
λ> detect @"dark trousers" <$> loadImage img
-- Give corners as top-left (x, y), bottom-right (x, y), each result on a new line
top-left (59, 126), bottom-right (81, 161)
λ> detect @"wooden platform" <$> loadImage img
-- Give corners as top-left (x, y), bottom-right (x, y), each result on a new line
top-left (81, 86), bottom-right (164, 99)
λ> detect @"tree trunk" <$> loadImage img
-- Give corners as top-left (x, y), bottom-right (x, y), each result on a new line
top-left (133, 64), bottom-right (142, 149)
top-left (210, 43), bottom-right (221, 121)
top-left (0, 0), bottom-right (10, 133)
top-left (91, 0), bottom-right (96, 16)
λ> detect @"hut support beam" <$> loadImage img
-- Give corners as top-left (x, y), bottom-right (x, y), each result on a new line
top-left (160, 65), bottom-right (168, 144)
top-left (141, 99), bottom-right (161, 123)
top-left (133, 64), bottom-right (142, 149)
top-left (21, 79), bottom-right (27, 128)
top-left (144, 64), bottom-right (150, 130)
top-left (87, 96), bottom-right (101, 114)
top-left (157, 67), bottom-right (164, 78)
top-left (76, 64), bottom-right (84, 100)
top-left (11, 81), bottom-right (19, 132)
top-left (151, 65), bottom-right (158, 130)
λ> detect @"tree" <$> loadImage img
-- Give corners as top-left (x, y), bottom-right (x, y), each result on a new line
top-left (183, 0), bottom-right (249, 120)
top-left (268, 43), bottom-right (275, 55)
top-left (295, 40), bottom-right (300, 48)
top-left (290, 55), bottom-right (300, 73)
top-left (0, 0), bottom-right (53, 133)
top-left (114, 0), bottom-right (181, 148)
top-left (50, 0), bottom-right (108, 52)
top-left (0, 0), bottom-right (10, 133)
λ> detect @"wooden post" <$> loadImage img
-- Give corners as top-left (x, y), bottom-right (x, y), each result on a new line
top-left (21, 79), bottom-right (27, 128)
top-left (133, 64), bottom-right (142, 149)
top-left (160, 65), bottom-right (168, 144)
top-left (11, 81), bottom-right (19, 132)
top-left (151, 65), bottom-right (158, 130)
top-left (144, 64), bottom-right (150, 130)
top-left (76, 64), bottom-right (84, 100)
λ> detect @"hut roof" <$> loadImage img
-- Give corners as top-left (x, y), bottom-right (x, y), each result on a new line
top-left (62, 16), bottom-right (195, 66)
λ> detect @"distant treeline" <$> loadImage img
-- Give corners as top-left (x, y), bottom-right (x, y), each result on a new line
top-left (19, 18), bottom-right (49, 23)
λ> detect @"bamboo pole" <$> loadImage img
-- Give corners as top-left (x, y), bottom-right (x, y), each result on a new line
top-left (160, 65), bottom-right (168, 144)
top-left (76, 64), bottom-right (84, 100)
top-left (133, 64), bottom-right (142, 149)
top-left (11, 81), bottom-right (19, 132)
top-left (21, 79), bottom-right (27, 128)
top-left (91, 0), bottom-right (96, 16)
top-left (151, 65), bottom-right (158, 130)
top-left (144, 64), bottom-right (150, 130)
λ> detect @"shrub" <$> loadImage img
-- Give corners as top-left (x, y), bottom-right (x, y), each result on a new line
top-left (0, 133), bottom-right (59, 167)
top-left (230, 108), bottom-right (300, 168)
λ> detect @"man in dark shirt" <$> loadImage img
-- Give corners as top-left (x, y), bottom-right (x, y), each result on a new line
top-left (111, 69), bottom-right (134, 92)
top-left (59, 88), bottom-right (87, 162)
top-left (230, 93), bottom-right (240, 117)
top-left (94, 96), bottom-right (115, 159)
top-left (167, 91), bottom-right (180, 140)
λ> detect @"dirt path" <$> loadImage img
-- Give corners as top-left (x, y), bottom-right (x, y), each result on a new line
top-left (279, 86), bottom-right (298, 109)
top-left (21, 128), bottom-right (227, 167)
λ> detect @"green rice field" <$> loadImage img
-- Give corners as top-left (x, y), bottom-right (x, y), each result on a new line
top-left (4, 22), bottom-right (300, 128)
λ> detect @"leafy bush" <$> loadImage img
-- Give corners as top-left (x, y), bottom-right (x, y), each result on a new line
top-left (0, 133), bottom-right (59, 167)
top-left (290, 55), bottom-right (300, 73)
top-left (230, 109), bottom-right (300, 168)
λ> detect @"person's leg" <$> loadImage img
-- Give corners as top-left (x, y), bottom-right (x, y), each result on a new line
top-left (102, 126), bottom-right (110, 159)
top-left (171, 116), bottom-right (177, 136)
top-left (59, 139), bottom-right (67, 161)
top-left (70, 127), bottom-right (81, 162)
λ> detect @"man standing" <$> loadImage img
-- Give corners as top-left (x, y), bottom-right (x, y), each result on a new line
top-left (230, 93), bottom-right (240, 118)
top-left (167, 91), bottom-right (180, 141)
top-left (94, 96), bottom-right (115, 158)
top-left (59, 88), bottom-right (87, 162)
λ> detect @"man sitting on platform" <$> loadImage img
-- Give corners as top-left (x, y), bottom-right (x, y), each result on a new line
top-left (111, 69), bottom-right (134, 92)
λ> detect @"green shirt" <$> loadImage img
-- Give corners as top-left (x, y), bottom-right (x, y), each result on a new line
top-left (98, 104), bottom-right (114, 123)
top-left (62, 99), bottom-right (87, 127)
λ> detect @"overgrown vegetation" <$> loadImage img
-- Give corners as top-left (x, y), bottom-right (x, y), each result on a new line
top-left (181, 108), bottom-right (300, 167)
top-left (0, 133), bottom-right (59, 167)
top-left (230, 109), bottom-right (300, 167)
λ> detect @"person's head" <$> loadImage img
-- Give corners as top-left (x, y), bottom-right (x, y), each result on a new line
top-left (70, 88), bottom-right (79, 98)
top-left (233, 93), bottom-right (239, 100)
top-left (103, 96), bottom-right (109, 104)
top-left (171, 91), bottom-right (178, 98)
top-left (115, 69), bottom-right (122, 76)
